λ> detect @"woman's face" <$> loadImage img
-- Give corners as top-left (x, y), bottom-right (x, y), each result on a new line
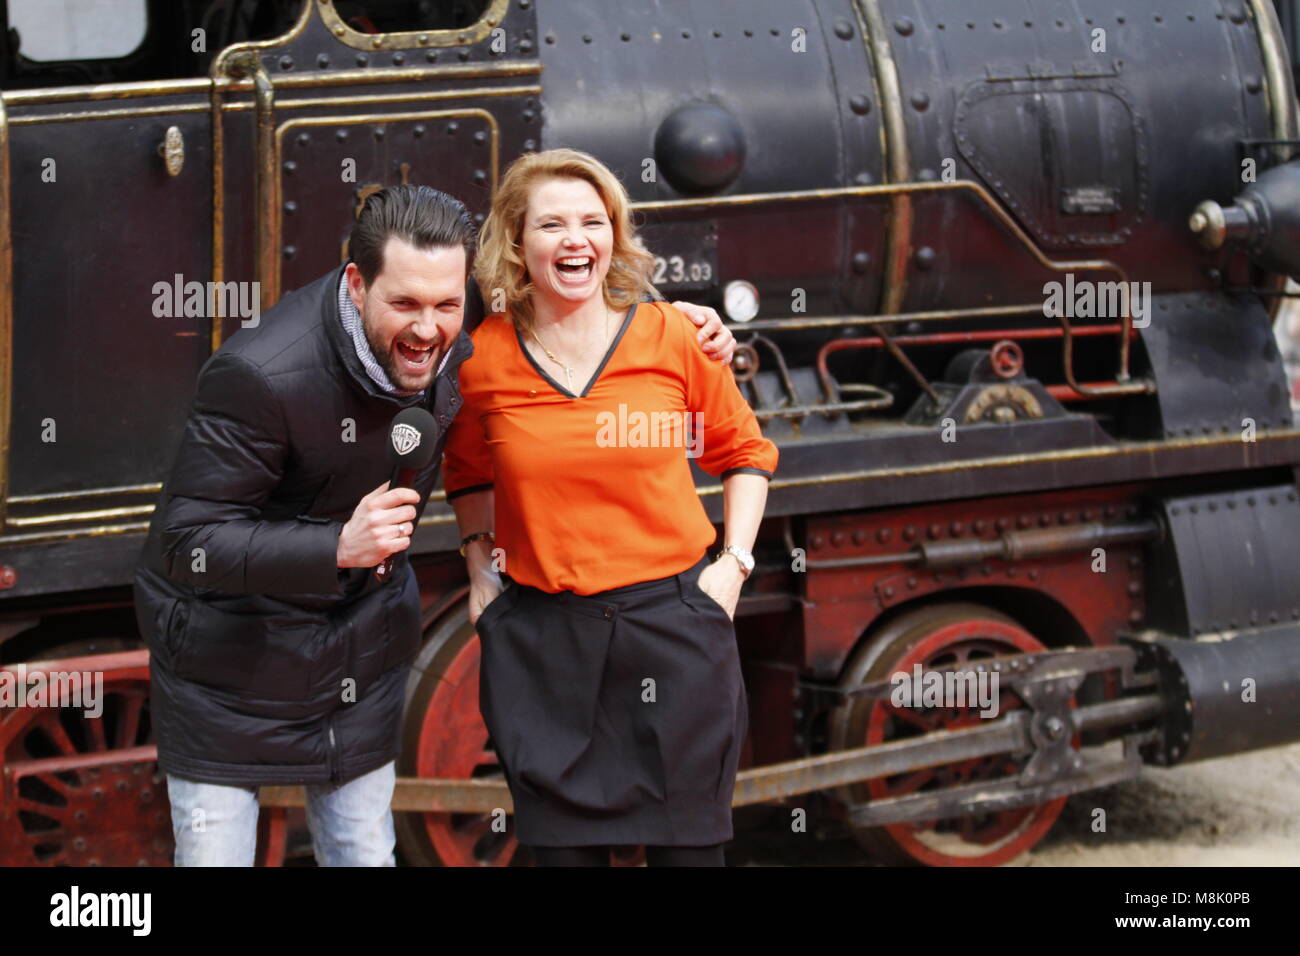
top-left (520, 176), bottom-right (613, 309)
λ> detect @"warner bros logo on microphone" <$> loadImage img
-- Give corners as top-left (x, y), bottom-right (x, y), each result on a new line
top-left (391, 423), bottom-right (422, 456)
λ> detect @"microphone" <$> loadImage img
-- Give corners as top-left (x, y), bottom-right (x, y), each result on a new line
top-left (374, 406), bottom-right (438, 584)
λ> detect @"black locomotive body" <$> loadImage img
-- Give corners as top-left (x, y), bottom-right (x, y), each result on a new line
top-left (2, 0), bottom-right (1300, 866)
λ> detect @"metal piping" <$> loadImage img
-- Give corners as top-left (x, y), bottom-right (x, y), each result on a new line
top-left (854, 0), bottom-right (913, 316)
top-left (223, 53), bottom-right (277, 312)
top-left (1247, 0), bottom-right (1300, 318)
top-left (634, 178), bottom-right (1142, 397)
top-left (802, 518), bottom-right (1161, 570)
top-left (0, 96), bottom-right (10, 535)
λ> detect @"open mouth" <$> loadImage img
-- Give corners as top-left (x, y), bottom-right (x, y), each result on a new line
top-left (554, 256), bottom-right (593, 283)
top-left (395, 339), bottom-right (437, 372)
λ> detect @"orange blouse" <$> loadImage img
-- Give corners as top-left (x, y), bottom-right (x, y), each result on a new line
top-left (443, 301), bottom-right (778, 595)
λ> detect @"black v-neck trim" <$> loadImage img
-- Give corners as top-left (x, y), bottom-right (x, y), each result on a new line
top-left (516, 303), bottom-right (637, 399)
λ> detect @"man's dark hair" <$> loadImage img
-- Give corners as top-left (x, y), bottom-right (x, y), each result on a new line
top-left (349, 184), bottom-right (476, 285)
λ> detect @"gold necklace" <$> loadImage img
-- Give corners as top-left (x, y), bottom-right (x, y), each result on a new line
top-left (528, 309), bottom-right (614, 393)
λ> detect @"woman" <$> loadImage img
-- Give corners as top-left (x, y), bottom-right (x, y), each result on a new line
top-left (443, 148), bottom-right (777, 867)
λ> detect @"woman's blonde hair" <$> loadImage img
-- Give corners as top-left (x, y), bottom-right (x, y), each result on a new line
top-left (474, 148), bottom-right (657, 330)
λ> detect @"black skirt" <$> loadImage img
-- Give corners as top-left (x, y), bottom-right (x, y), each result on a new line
top-left (474, 553), bottom-right (747, 847)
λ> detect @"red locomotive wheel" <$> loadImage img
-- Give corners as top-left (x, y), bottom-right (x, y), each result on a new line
top-left (828, 603), bottom-right (1069, 866)
top-left (0, 649), bottom-right (168, 866)
top-left (0, 641), bottom-right (286, 867)
top-left (395, 600), bottom-right (645, 867)
top-left (395, 604), bottom-right (518, 867)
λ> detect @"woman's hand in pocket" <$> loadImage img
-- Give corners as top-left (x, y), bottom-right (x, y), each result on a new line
top-left (468, 567), bottom-right (504, 628)
top-left (696, 557), bottom-right (745, 619)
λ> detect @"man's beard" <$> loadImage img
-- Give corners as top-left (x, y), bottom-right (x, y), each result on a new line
top-left (360, 307), bottom-right (439, 394)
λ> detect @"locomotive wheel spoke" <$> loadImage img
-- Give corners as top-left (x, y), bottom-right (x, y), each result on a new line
top-left (117, 695), bottom-right (144, 749)
top-left (40, 716), bottom-right (79, 757)
top-left (35, 772), bottom-right (75, 800)
top-left (884, 704), bottom-right (934, 732)
top-left (452, 812), bottom-right (495, 838)
top-left (85, 712), bottom-right (107, 752)
top-left (886, 768), bottom-right (935, 797)
top-left (16, 796), bottom-right (68, 819)
top-left (22, 832), bottom-right (66, 859)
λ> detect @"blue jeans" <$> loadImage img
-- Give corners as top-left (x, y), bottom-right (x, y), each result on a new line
top-left (166, 761), bottom-right (397, 866)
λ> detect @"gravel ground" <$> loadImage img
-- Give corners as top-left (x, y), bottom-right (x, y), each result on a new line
top-left (1021, 742), bottom-right (1300, 867)
top-left (724, 742), bottom-right (1300, 866)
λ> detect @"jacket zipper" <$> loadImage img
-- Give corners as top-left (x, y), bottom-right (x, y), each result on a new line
top-left (325, 616), bottom-right (355, 785)
top-left (345, 617), bottom-right (357, 703)
top-left (326, 714), bottom-right (341, 784)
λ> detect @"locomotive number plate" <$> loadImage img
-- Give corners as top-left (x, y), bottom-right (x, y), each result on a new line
top-left (1061, 185), bottom-right (1121, 216)
top-left (640, 221), bottom-right (719, 292)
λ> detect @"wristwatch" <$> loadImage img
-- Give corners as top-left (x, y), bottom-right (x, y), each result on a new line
top-left (717, 544), bottom-right (755, 578)
top-left (459, 531), bottom-right (495, 557)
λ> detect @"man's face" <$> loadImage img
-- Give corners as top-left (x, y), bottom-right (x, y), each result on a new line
top-left (346, 237), bottom-right (467, 394)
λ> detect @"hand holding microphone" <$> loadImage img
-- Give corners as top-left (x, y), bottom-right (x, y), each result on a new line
top-left (334, 407), bottom-right (439, 582)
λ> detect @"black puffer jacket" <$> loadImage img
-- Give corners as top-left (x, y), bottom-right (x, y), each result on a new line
top-left (132, 263), bottom-right (474, 786)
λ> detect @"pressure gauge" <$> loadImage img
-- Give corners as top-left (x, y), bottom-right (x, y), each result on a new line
top-left (723, 280), bottom-right (759, 323)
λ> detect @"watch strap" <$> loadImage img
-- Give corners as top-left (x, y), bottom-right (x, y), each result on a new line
top-left (718, 545), bottom-right (754, 577)
top-left (459, 531), bottom-right (495, 557)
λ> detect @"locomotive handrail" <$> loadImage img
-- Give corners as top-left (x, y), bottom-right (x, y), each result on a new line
top-left (0, 63), bottom-right (544, 111)
top-left (740, 332), bottom-right (895, 421)
top-left (221, 53), bottom-right (277, 313)
top-left (732, 304), bottom-right (1048, 332)
top-left (740, 306), bottom-right (1154, 400)
top-left (817, 323), bottom-right (1136, 409)
top-left (856, 0), bottom-right (913, 321)
top-left (634, 179), bottom-right (1145, 399)
top-left (1249, 0), bottom-right (1300, 165)
top-left (1248, 0), bottom-right (1300, 316)
top-left (0, 94), bottom-right (10, 538)
top-left (9, 427), bottom-right (1300, 547)
top-left (0, 78), bottom-right (541, 130)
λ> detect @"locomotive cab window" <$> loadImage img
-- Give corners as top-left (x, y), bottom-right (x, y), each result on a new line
top-left (329, 0), bottom-right (493, 34)
top-left (0, 0), bottom-right (306, 89)
top-left (8, 0), bottom-right (147, 63)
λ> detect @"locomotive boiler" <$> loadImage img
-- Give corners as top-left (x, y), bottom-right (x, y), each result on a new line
top-left (2, 0), bottom-right (1300, 866)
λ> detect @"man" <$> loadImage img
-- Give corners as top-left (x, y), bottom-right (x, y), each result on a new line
top-left (132, 184), bottom-right (737, 866)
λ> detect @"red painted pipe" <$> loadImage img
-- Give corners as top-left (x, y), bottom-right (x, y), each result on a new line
top-left (816, 325), bottom-right (1128, 402)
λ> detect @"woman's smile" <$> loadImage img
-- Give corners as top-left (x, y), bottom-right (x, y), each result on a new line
top-left (554, 255), bottom-right (594, 282)
top-left (523, 177), bottom-right (613, 305)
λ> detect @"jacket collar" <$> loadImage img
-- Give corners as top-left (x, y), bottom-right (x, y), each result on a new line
top-left (322, 261), bottom-right (474, 408)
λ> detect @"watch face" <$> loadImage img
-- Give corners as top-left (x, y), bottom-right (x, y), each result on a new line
top-left (727, 547), bottom-right (754, 570)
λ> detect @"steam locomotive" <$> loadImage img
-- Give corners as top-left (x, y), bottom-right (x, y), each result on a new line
top-left (3, 0), bottom-right (1300, 867)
